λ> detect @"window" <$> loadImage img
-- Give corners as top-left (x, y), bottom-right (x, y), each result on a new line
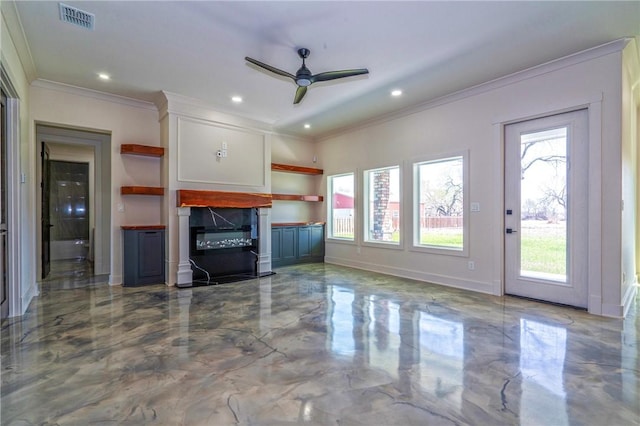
top-left (364, 166), bottom-right (400, 244)
top-left (414, 155), bottom-right (466, 252)
top-left (328, 173), bottom-right (355, 240)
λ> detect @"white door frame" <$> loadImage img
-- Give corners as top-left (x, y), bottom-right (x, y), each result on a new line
top-left (504, 109), bottom-right (589, 307)
top-left (1, 67), bottom-right (23, 318)
top-left (35, 125), bottom-right (111, 278)
top-left (492, 95), bottom-right (604, 315)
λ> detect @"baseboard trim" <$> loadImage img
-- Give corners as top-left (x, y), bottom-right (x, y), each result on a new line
top-left (621, 282), bottom-right (638, 318)
top-left (109, 275), bottom-right (122, 286)
top-left (324, 256), bottom-right (495, 295)
top-left (20, 280), bottom-right (39, 316)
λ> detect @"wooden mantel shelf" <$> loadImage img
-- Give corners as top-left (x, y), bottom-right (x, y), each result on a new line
top-left (272, 194), bottom-right (324, 202)
top-left (177, 189), bottom-right (273, 208)
top-left (121, 186), bottom-right (164, 196)
top-left (272, 222), bottom-right (325, 227)
top-left (271, 163), bottom-right (323, 175)
top-left (121, 144), bottom-right (165, 157)
top-left (121, 225), bottom-right (166, 230)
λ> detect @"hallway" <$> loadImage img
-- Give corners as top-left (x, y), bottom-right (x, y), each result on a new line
top-left (1, 264), bottom-right (638, 425)
top-left (41, 259), bottom-right (103, 287)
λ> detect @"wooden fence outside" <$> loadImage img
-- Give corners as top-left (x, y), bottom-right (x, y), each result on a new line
top-left (332, 216), bottom-right (462, 235)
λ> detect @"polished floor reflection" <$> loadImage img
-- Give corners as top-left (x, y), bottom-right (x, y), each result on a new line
top-left (1, 263), bottom-right (638, 425)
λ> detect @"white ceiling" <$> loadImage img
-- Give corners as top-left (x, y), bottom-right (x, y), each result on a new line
top-left (7, 1), bottom-right (640, 138)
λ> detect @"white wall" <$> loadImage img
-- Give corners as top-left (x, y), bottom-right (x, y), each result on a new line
top-left (28, 82), bottom-right (160, 285)
top-left (318, 40), bottom-right (630, 317)
top-left (2, 4), bottom-right (35, 316)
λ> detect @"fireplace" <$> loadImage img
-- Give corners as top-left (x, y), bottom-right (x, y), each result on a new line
top-left (175, 189), bottom-right (273, 287)
top-left (189, 207), bottom-right (258, 284)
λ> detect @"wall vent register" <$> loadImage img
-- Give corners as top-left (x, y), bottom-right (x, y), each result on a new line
top-left (59, 3), bottom-right (95, 30)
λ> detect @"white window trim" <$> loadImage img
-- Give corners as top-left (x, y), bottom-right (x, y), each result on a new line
top-left (362, 164), bottom-right (403, 249)
top-left (327, 171), bottom-right (357, 243)
top-left (409, 150), bottom-right (469, 257)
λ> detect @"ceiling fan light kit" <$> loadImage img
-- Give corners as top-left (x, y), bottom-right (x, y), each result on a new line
top-left (245, 48), bottom-right (369, 104)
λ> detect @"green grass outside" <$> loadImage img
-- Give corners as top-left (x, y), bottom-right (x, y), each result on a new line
top-left (420, 233), bottom-right (463, 247)
top-left (331, 229), bottom-right (566, 275)
top-left (520, 235), bottom-right (566, 275)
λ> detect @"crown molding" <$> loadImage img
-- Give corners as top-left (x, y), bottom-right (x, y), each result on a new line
top-left (317, 38), bottom-right (631, 142)
top-left (1, 1), bottom-right (37, 82)
top-left (31, 79), bottom-right (157, 111)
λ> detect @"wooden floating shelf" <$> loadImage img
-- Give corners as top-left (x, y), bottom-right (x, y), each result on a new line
top-left (121, 186), bottom-right (165, 196)
top-left (271, 163), bottom-right (323, 175)
top-left (272, 194), bottom-right (324, 202)
top-left (121, 144), bottom-right (165, 157)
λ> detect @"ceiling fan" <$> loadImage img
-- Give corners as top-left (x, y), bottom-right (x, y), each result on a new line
top-left (245, 48), bottom-right (369, 104)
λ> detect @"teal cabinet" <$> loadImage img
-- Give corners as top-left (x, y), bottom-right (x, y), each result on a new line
top-left (272, 224), bottom-right (324, 267)
top-left (122, 227), bottom-right (165, 286)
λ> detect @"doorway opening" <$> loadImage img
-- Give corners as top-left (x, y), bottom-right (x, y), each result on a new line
top-left (37, 125), bottom-right (111, 284)
top-left (46, 159), bottom-right (92, 280)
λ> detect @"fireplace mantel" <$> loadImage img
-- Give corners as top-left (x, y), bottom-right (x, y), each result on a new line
top-left (177, 189), bottom-right (272, 209)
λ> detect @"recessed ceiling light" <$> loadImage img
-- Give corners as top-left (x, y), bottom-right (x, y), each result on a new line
top-left (304, 123), bottom-right (311, 129)
top-left (391, 89), bottom-right (402, 97)
top-left (231, 96), bottom-right (243, 103)
top-left (98, 73), bottom-right (110, 81)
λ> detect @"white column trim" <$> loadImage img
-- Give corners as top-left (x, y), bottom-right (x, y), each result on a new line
top-left (176, 207), bottom-right (193, 287)
top-left (257, 207), bottom-right (272, 276)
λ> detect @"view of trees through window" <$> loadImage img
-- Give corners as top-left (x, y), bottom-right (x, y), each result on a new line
top-left (415, 156), bottom-right (464, 249)
top-left (519, 128), bottom-right (567, 278)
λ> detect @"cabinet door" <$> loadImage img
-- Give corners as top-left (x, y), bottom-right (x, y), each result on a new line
top-left (298, 226), bottom-right (311, 258)
top-left (271, 228), bottom-right (282, 262)
top-left (281, 227), bottom-right (297, 261)
top-left (311, 225), bottom-right (324, 257)
top-left (138, 231), bottom-right (164, 278)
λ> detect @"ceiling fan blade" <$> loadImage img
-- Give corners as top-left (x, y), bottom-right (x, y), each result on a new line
top-left (310, 68), bottom-right (369, 83)
top-left (245, 57), bottom-right (295, 80)
top-left (293, 86), bottom-right (307, 104)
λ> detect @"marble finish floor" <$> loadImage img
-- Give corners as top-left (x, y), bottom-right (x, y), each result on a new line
top-left (1, 263), bottom-right (638, 425)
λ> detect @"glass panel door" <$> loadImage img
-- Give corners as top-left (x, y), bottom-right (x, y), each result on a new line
top-left (505, 110), bottom-right (588, 308)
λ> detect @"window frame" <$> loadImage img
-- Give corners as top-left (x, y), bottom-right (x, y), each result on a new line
top-left (362, 164), bottom-right (403, 249)
top-left (411, 150), bottom-right (469, 257)
top-left (327, 171), bottom-right (357, 243)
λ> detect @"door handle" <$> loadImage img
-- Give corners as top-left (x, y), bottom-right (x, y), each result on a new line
top-left (506, 228), bottom-right (517, 234)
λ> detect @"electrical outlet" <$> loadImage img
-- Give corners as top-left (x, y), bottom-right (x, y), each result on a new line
top-left (117, 203), bottom-right (125, 212)
top-left (222, 141), bottom-right (227, 149)
top-left (468, 261), bottom-right (475, 270)
top-left (471, 202), bottom-right (480, 212)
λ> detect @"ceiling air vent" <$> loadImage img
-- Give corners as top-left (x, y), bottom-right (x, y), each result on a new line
top-left (59, 3), bottom-right (94, 30)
